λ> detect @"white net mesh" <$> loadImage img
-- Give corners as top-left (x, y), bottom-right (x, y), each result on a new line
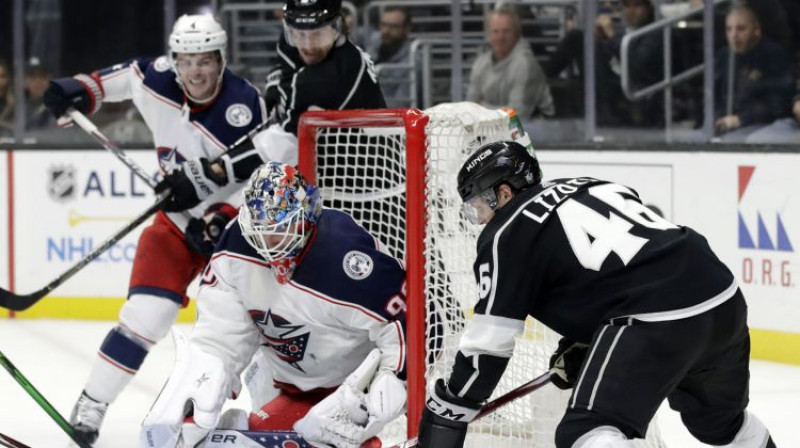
top-left (300, 102), bottom-right (667, 448)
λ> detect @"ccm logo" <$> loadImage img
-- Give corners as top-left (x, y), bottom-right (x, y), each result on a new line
top-left (426, 396), bottom-right (468, 422)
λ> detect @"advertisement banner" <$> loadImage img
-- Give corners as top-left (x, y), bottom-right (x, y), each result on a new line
top-left (11, 150), bottom-right (159, 299)
top-left (540, 150), bottom-right (799, 335)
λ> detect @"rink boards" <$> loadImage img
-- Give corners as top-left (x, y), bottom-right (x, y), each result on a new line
top-left (0, 147), bottom-right (797, 364)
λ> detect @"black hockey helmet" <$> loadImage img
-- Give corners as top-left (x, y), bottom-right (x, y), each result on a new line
top-left (284, 0), bottom-right (342, 29)
top-left (457, 140), bottom-right (542, 202)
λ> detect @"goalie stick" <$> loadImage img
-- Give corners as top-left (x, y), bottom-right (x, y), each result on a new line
top-left (0, 349), bottom-right (92, 448)
top-left (204, 372), bottom-right (553, 448)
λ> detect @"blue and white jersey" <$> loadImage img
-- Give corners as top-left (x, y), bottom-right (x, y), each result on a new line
top-left (191, 209), bottom-right (407, 391)
top-left (93, 57), bottom-right (267, 229)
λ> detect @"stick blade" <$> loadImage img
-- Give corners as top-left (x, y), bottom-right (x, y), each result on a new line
top-left (0, 287), bottom-right (47, 312)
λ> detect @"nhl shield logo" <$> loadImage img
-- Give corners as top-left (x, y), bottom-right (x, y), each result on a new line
top-left (48, 165), bottom-right (76, 202)
top-left (343, 250), bottom-right (374, 280)
top-left (226, 104), bottom-right (253, 127)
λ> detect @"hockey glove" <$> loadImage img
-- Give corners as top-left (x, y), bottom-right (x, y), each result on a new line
top-left (418, 378), bottom-right (481, 448)
top-left (548, 337), bottom-right (589, 390)
top-left (155, 157), bottom-right (231, 212)
top-left (294, 348), bottom-right (406, 448)
top-left (43, 74), bottom-right (103, 121)
top-left (184, 203), bottom-right (238, 258)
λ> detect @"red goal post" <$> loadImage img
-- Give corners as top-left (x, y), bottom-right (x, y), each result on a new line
top-left (298, 108), bottom-right (430, 436)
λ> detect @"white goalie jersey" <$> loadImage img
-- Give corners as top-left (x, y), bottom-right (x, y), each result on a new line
top-left (190, 208), bottom-right (408, 391)
top-left (91, 57), bottom-right (268, 229)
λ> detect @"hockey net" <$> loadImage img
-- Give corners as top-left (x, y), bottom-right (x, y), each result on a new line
top-left (297, 102), bottom-right (667, 448)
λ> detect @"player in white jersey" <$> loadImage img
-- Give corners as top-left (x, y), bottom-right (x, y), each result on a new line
top-left (42, 15), bottom-right (268, 444)
top-left (149, 0), bottom-right (388, 216)
top-left (140, 162), bottom-right (407, 448)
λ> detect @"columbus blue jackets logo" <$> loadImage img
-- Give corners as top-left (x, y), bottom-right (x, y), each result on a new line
top-left (343, 250), bottom-right (373, 280)
top-left (250, 310), bottom-right (310, 372)
top-left (226, 104), bottom-right (253, 127)
top-left (47, 165), bottom-right (76, 202)
top-left (153, 56), bottom-right (171, 72)
top-left (157, 146), bottom-right (186, 174)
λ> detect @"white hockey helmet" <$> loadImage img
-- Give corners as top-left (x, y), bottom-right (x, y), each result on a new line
top-left (168, 14), bottom-right (227, 102)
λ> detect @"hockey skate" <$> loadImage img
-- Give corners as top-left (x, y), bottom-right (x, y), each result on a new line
top-left (69, 391), bottom-right (108, 445)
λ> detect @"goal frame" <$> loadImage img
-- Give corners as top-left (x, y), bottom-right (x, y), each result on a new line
top-left (298, 108), bottom-right (430, 437)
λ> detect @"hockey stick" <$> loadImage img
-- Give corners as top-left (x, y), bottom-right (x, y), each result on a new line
top-left (66, 108), bottom-right (157, 188)
top-left (0, 349), bottom-right (92, 448)
top-left (0, 196), bottom-right (167, 311)
top-left (388, 371), bottom-right (553, 448)
top-left (0, 432), bottom-right (32, 448)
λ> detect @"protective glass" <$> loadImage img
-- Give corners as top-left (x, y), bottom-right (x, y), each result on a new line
top-left (461, 188), bottom-right (498, 225)
top-left (284, 22), bottom-right (338, 50)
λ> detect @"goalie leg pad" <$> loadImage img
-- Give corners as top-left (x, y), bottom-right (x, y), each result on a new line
top-left (140, 329), bottom-right (241, 447)
top-left (244, 346), bottom-right (280, 412)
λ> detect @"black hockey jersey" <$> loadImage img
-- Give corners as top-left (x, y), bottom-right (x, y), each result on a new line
top-left (264, 34), bottom-right (386, 135)
top-left (448, 177), bottom-right (736, 402)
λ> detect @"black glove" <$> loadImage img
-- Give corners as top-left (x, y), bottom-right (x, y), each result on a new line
top-left (418, 379), bottom-right (481, 448)
top-left (155, 158), bottom-right (228, 212)
top-left (43, 75), bottom-right (103, 119)
top-left (183, 203), bottom-right (237, 258)
top-left (548, 337), bottom-right (589, 390)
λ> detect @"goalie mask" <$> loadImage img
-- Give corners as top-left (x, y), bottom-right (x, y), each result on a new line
top-left (283, 0), bottom-right (343, 65)
top-left (239, 162), bottom-right (322, 283)
top-left (168, 14), bottom-right (227, 104)
top-left (457, 141), bottom-right (542, 225)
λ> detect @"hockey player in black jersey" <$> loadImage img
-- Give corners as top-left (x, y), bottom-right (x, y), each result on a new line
top-left (418, 140), bottom-right (777, 448)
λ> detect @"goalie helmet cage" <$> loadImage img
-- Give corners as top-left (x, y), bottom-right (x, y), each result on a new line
top-left (297, 103), bottom-right (667, 448)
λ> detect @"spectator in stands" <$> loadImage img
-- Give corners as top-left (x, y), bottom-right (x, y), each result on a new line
top-left (0, 58), bottom-right (14, 135)
top-left (544, 0), bottom-right (663, 124)
top-left (366, 7), bottom-right (413, 107)
top-left (23, 57), bottom-right (53, 130)
top-left (595, 0), bottom-right (664, 126)
top-left (745, 88), bottom-right (800, 143)
top-left (467, 5), bottom-right (554, 119)
top-left (714, 3), bottom-right (794, 141)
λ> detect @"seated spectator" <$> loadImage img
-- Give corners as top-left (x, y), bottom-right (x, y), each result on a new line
top-left (745, 88), bottom-right (800, 143)
top-left (714, 3), bottom-right (794, 141)
top-left (24, 57), bottom-right (53, 130)
top-left (0, 58), bottom-right (14, 135)
top-left (466, 5), bottom-right (554, 118)
top-left (365, 7), bottom-right (413, 107)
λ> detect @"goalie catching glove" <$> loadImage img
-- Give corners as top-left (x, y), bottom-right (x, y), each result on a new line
top-left (140, 329), bottom-right (241, 448)
top-left (294, 348), bottom-right (406, 448)
top-left (548, 337), bottom-right (589, 390)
